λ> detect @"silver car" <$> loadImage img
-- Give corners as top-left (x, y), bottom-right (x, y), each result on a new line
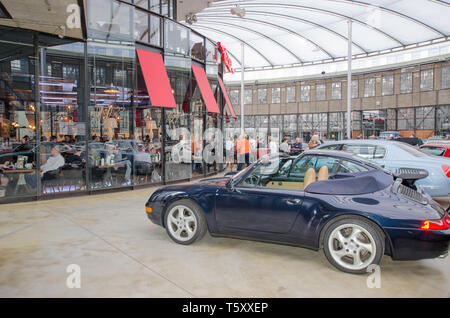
top-left (316, 139), bottom-right (450, 199)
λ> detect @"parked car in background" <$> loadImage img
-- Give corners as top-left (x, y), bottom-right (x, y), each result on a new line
top-left (420, 144), bottom-right (450, 158)
top-left (316, 140), bottom-right (450, 200)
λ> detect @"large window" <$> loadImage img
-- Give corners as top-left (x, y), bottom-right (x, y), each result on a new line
top-left (420, 69), bottom-right (434, 91)
top-left (415, 106), bottom-right (435, 130)
top-left (351, 80), bottom-right (358, 98)
top-left (441, 66), bottom-right (450, 89)
top-left (300, 85), bottom-right (310, 102)
top-left (229, 90), bottom-right (239, 105)
top-left (190, 32), bottom-right (204, 61)
top-left (0, 30), bottom-right (38, 201)
top-left (87, 0), bottom-right (133, 41)
top-left (382, 75), bottom-right (394, 96)
top-left (331, 82), bottom-right (341, 100)
top-left (316, 84), bottom-right (326, 101)
top-left (400, 72), bottom-right (412, 94)
top-left (258, 88), bottom-right (267, 104)
top-left (271, 87), bottom-right (281, 103)
top-left (286, 86), bottom-right (296, 103)
top-left (397, 108), bottom-right (414, 130)
top-left (244, 89), bottom-right (253, 105)
top-left (88, 42), bottom-right (135, 190)
top-left (40, 42), bottom-right (86, 195)
top-left (364, 78), bottom-right (375, 97)
top-left (164, 20), bottom-right (189, 56)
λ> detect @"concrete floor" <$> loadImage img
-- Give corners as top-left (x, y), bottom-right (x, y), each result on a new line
top-left (0, 178), bottom-right (449, 298)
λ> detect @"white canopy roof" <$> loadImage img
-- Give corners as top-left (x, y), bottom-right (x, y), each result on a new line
top-left (184, 0), bottom-right (450, 72)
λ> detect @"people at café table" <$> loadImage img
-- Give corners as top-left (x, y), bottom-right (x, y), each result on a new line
top-left (25, 145), bottom-right (65, 188)
top-left (110, 144), bottom-right (131, 184)
top-left (291, 137), bottom-right (303, 152)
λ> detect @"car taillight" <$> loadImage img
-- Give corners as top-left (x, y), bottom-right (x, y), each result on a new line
top-left (420, 213), bottom-right (450, 230)
top-left (442, 165), bottom-right (450, 178)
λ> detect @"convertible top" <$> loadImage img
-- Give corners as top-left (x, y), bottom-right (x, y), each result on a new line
top-left (305, 169), bottom-right (393, 195)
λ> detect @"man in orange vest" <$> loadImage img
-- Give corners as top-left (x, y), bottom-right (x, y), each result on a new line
top-left (237, 134), bottom-right (250, 171)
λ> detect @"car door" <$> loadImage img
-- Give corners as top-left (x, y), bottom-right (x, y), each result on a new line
top-left (215, 158), bottom-right (305, 234)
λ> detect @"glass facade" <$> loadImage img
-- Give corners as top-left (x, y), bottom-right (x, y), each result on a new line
top-left (0, 0), bottom-right (227, 203)
top-left (300, 85), bottom-right (310, 102)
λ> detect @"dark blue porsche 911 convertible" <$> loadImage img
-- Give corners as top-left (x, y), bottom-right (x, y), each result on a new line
top-left (145, 150), bottom-right (450, 274)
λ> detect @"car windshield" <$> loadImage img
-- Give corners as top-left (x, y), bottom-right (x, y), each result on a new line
top-left (420, 146), bottom-right (445, 156)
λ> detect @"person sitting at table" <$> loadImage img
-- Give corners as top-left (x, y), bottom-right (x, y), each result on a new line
top-left (26, 146), bottom-right (65, 188)
top-left (110, 145), bottom-right (132, 184)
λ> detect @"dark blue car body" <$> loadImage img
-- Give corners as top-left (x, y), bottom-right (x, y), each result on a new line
top-left (146, 150), bottom-right (450, 261)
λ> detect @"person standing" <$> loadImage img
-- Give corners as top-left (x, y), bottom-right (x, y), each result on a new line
top-left (279, 137), bottom-right (290, 154)
top-left (237, 135), bottom-right (250, 171)
top-left (308, 135), bottom-right (321, 149)
top-left (268, 136), bottom-right (278, 155)
top-left (225, 137), bottom-right (234, 171)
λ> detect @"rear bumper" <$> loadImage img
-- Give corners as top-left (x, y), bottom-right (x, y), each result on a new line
top-left (385, 227), bottom-right (450, 260)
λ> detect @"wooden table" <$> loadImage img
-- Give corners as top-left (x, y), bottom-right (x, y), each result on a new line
top-left (96, 164), bottom-right (125, 187)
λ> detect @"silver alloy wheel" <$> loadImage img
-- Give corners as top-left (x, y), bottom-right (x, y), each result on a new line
top-left (328, 224), bottom-right (377, 271)
top-left (167, 205), bottom-right (198, 242)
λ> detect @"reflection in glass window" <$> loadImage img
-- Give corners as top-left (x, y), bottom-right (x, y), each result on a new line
top-left (420, 69), bottom-right (434, 91)
top-left (164, 20), bottom-right (189, 56)
top-left (400, 72), bottom-right (412, 94)
top-left (150, 0), bottom-right (160, 13)
top-left (364, 78), bottom-right (375, 97)
top-left (331, 82), bottom-right (341, 100)
top-left (382, 75), bottom-right (393, 96)
top-left (316, 84), bottom-right (326, 101)
top-left (63, 64), bottom-right (79, 80)
top-left (286, 86), bottom-right (296, 103)
top-left (135, 0), bottom-right (149, 10)
top-left (351, 80), bottom-right (358, 98)
top-left (150, 15), bottom-right (161, 47)
top-left (441, 66), bottom-right (450, 89)
top-left (271, 87), bottom-right (280, 103)
top-left (258, 88), bottom-right (267, 104)
top-left (190, 32), bottom-right (204, 61)
top-left (87, 0), bottom-right (133, 41)
top-left (134, 9), bottom-right (149, 42)
top-left (300, 85), bottom-right (310, 102)
top-left (244, 89), bottom-right (252, 104)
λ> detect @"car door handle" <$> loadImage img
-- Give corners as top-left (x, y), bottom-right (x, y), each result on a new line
top-left (284, 198), bottom-right (302, 205)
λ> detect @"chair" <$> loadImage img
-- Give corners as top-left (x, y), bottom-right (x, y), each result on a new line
top-left (318, 166), bottom-right (329, 181)
top-left (303, 167), bottom-right (316, 188)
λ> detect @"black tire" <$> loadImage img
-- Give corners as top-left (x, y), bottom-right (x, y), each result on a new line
top-left (322, 216), bottom-right (385, 274)
top-left (164, 199), bottom-right (207, 245)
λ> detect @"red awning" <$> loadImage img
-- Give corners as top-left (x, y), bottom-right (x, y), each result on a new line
top-left (218, 76), bottom-right (236, 118)
top-left (191, 65), bottom-right (220, 114)
top-left (136, 49), bottom-right (176, 108)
